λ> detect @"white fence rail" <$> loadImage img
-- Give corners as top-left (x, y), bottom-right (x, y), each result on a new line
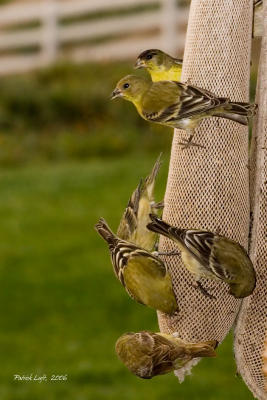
top-left (0, 0), bottom-right (188, 75)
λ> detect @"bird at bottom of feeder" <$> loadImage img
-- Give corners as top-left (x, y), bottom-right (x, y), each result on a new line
top-left (146, 214), bottom-right (256, 299)
top-left (115, 331), bottom-right (217, 379)
top-left (111, 75), bottom-right (257, 149)
top-left (95, 218), bottom-right (177, 314)
top-left (134, 48), bottom-right (183, 82)
top-left (117, 153), bottom-right (163, 252)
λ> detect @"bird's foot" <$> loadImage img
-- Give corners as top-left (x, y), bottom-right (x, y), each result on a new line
top-left (153, 250), bottom-right (180, 257)
top-left (191, 281), bottom-right (216, 300)
top-left (185, 77), bottom-right (192, 86)
top-left (178, 136), bottom-right (205, 150)
top-left (151, 200), bottom-right (164, 209)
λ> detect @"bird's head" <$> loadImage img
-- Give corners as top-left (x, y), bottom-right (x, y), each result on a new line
top-left (111, 75), bottom-right (151, 103)
top-left (134, 49), bottom-right (169, 72)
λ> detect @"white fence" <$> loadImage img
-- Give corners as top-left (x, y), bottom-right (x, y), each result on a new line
top-left (0, 0), bottom-right (188, 75)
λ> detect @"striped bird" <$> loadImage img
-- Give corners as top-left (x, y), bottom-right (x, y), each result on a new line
top-left (147, 214), bottom-right (256, 299)
top-left (95, 218), bottom-right (177, 314)
top-left (135, 49), bottom-right (183, 82)
top-left (115, 331), bottom-right (217, 379)
top-left (117, 154), bottom-right (163, 252)
top-left (111, 75), bottom-right (257, 148)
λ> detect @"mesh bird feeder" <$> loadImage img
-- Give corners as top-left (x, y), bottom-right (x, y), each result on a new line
top-left (157, 0), bottom-right (263, 388)
top-left (234, 1), bottom-right (267, 398)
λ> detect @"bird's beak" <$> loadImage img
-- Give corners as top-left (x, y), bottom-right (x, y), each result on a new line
top-left (134, 58), bottom-right (146, 69)
top-left (110, 88), bottom-right (122, 100)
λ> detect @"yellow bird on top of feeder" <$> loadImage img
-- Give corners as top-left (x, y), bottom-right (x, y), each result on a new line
top-left (135, 49), bottom-right (183, 82)
top-left (95, 218), bottom-right (177, 314)
top-left (117, 154), bottom-right (163, 252)
top-left (111, 75), bottom-right (257, 149)
top-left (115, 331), bottom-right (217, 379)
top-left (147, 214), bottom-right (256, 299)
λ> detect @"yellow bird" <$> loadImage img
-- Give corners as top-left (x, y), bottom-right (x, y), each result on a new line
top-left (135, 49), bottom-right (183, 82)
top-left (115, 331), bottom-right (217, 379)
top-left (147, 214), bottom-right (256, 299)
top-left (95, 218), bottom-right (177, 314)
top-left (117, 154), bottom-right (163, 252)
top-left (111, 75), bottom-right (257, 148)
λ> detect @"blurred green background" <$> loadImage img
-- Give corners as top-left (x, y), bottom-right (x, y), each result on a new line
top-left (0, 56), bottom-right (258, 400)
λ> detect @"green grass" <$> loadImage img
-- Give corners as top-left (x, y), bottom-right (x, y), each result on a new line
top-left (0, 154), bottom-right (254, 400)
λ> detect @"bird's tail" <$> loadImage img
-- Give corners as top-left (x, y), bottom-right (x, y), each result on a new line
top-left (215, 102), bottom-right (257, 126)
top-left (147, 214), bottom-right (182, 242)
top-left (187, 340), bottom-right (218, 358)
top-left (95, 218), bottom-right (117, 245)
top-left (143, 153), bottom-right (162, 199)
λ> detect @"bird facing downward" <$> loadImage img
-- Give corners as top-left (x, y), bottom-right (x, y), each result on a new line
top-left (111, 75), bottom-right (257, 148)
top-left (117, 154), bottom-right (163, 252)
top-left (115, 331), bottom-right (217, 379)
top-left (146, 214), bottom-right (256, 299)
top-left (135, 49), bottom-right (183, 82)
top-left (95, 218), bottom-right (177, 314)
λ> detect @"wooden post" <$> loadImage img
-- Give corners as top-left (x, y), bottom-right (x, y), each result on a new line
top-left (234, 1), bottom-right (267, 398)
top-left (41, 0), bottom-right (58, 65)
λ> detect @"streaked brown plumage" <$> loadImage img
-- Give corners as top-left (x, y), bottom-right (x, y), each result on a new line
top-left (95, 218), bottom-right (177, 314)
top-left (117, 154), bottom-right (163, 251)
top-left (147, 214), bottom-right (256, 298)
top-left (115, 331), bottom-right (217, 379)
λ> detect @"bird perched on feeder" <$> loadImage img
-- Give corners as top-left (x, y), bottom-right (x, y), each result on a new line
top-left (147, 214), bottom-right (256, 299)
top-left (135, 49), bottom-right (183, 82)
top-left (95, 218), bottom-right (177, 314)
top-left (115, 330), bottom-right (217, 379)
top-left (117, 154), bottom-right (163, 252)
top-left (111, 75), bottom-right (257, 148)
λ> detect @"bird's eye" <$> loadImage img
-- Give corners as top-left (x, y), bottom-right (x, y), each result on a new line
top-left (146, 54), bottom-right (153, 60)
top-left (123, 83), bottom-right (130, 89)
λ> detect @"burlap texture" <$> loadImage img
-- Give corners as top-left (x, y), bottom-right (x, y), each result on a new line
top-left (158, 0), bottom-right (252, 379)
top-left (234, 1), bottom-right (267, 398)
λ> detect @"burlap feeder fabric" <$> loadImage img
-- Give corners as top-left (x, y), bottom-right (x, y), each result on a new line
top-left (157, 0), bottom-right (252, 380)
top-left (234, 1), bottom-right (267, 398)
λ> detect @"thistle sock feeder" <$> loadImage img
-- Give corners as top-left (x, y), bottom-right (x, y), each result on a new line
top-left (234, 1), bottom-right (267, 398)
top-left (158, 0), bottom-right (252, 381)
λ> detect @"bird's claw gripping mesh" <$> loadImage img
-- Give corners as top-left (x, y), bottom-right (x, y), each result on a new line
top-left (158, 0), bottom-right (253, 384)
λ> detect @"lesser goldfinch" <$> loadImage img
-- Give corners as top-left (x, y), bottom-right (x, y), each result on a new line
top-left (117, 154), bottom-right (163, 251)
top-left (115, 331), bottom-right (217, 379)
top-left (95, 218), bottom-right (177, 314)
top-left (253, 0), bottom-right (263, 37)
top-left (111, 75), bottom-right (257, 148)
top-left (135, 49), bottom-right (183, 82)
top-left (147, 214), bottom-right (256, 298)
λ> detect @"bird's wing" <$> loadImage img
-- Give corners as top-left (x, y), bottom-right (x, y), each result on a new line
top-left (173, 57), bottom-right (183, 65)
top-left (177, 229), bottom-right (228, 280)
top-left (111, 239), bottom-right (165, 292)
top-left (117, 155), bottom-right (162, 247)
top-left (117, 181), bottom-right (141, 240)
top-left (142, 81), bottom-right (227, 123)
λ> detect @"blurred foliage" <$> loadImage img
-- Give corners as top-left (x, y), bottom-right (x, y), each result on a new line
top-left (0, 59), bottom-right (258, 166)
top-left (0, 62), bottom-right (171, 166)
